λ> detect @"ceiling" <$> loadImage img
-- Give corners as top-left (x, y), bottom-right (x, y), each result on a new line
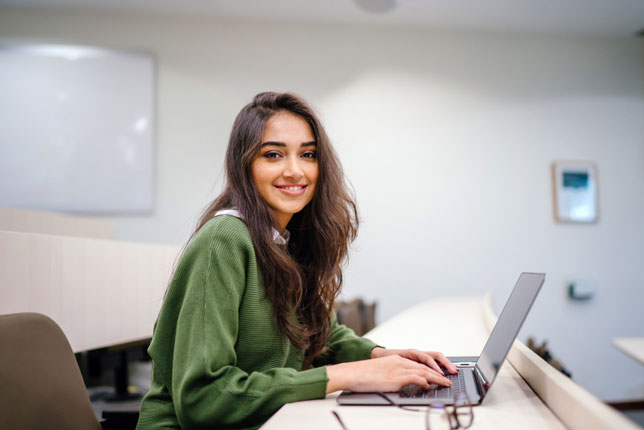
top-left (1, 0), bottom-right (644, 37)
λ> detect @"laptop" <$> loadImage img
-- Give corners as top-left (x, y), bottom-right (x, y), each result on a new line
top-left (336, 272), bottom-right (545, 406)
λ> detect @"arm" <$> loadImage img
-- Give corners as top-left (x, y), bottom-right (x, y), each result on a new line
top-left (324, 349), bottom-right (458, 394)
top-left (154, 219), bottom-right (327, 429)
top-left (316, 314), bottom-right (457, 394)
top-left (312, 312), bottom-right (380, 366)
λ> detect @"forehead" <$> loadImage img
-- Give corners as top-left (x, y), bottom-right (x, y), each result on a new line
top-left (262, 111), bottom-right (314, 142)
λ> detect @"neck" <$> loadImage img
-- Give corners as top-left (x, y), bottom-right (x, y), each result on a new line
top-left (275, 213), bottom-right (292, 233)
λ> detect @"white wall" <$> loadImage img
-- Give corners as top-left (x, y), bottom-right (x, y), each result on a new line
top-left (1, 6), bottom-right (643, 402)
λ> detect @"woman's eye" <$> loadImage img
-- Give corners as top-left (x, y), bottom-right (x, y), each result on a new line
top-left (302, 151), bottom-right (317, 159)
top-left (263, 152), bottom-right (281, 159)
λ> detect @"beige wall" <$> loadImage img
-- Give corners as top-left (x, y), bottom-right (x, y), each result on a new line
top-left (0, 6), bottom-right (643, 401)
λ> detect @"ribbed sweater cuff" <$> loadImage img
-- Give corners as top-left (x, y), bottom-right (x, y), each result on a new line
top-left (289, 366), bottom-right (328, 401)
top-left (336, 338), bottom-right (381, 363)
top-left (357, 339), bottom-right (381, 360)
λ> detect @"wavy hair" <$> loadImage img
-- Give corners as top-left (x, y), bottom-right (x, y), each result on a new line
top-left (193, 92), bottom-right (358, 366)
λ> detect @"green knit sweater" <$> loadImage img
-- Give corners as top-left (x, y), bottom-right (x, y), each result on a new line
top-left (136, 216), bottom-right (378, 430)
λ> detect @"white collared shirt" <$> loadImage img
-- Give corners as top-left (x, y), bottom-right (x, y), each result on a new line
top-left (214, 209), bottom-right (290, 246)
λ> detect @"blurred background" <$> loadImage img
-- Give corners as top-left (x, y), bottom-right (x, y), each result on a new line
top-left (0, 0), bottom-right (643, 408)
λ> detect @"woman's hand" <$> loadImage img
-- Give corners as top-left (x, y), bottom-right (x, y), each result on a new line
top-left (326, 354), bottom-right (452, 394)
top-left (370, 347), bottom-right (459, 375)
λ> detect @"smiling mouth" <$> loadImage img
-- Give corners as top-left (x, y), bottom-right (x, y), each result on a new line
top-left (276, 185), bottom-right (306, 191)
top-left (275, 184), bottom-right (307, 194)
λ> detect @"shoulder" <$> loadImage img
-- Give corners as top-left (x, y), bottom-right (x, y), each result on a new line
top-left (172, 216), bottom-right (256, 287)
top-left (200, 215), bottom-right (251, 241)
top-left (185, 215), bottom-right (254, 257)
top-left (190, 215), bottom-right (252, 249)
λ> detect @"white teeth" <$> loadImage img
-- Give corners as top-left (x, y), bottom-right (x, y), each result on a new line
top-left (282, 186), bottom-right (303, 191)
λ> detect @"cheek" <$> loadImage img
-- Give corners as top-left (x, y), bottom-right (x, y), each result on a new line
top-left (251, 161), bottom-right (273, 189)
top-left (307, 164), bottom-right (319, 187)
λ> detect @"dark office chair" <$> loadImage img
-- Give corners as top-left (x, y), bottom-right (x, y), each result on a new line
top-left (0, 312), bottom-right (102, 430)
top-left (335, 298), bottom-right (377, 336)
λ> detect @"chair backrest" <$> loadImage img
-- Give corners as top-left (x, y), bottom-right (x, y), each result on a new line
top-left (0, 312), bottom-right (101, 430)
top-left (335, 298), bottom-right (376, 336)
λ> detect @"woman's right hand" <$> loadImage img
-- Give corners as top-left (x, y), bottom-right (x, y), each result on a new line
top-left (325, 355), bottom-right (452, 394)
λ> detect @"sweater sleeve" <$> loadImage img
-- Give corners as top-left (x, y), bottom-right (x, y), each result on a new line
top-left (160, 220), bottom-right (328, 429)
top-left (313, 312), bottom-right (380, 367)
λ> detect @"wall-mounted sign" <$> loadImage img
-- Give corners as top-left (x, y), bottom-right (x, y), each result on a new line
top-left (551, 161), bottom-right (598, 223)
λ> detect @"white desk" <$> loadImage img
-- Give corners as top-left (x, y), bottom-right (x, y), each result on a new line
top-left (261, 297), bottom-right (565, 430)
top-left (613, 338), bottom-right (644, 366)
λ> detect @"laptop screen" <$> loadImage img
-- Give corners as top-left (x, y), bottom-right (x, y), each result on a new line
top-left (475, 272), bottom-right (545, 388)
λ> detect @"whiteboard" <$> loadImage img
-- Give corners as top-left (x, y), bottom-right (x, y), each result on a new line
top-left (0, 44), bottom-right (155, 213)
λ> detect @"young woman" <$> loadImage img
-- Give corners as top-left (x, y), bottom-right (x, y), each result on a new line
top-left (136, 92), bottom-right (456, 430)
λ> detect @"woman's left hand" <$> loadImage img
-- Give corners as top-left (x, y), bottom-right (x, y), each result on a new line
top-left (370, 347), bottom-right (458, 375)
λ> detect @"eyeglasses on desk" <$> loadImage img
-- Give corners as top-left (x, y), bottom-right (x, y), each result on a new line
top-left (332, 392), bottom-right (474, 430)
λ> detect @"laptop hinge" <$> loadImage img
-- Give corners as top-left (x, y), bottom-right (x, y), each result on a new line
top-left (474, 365), bottom-right (489, 400)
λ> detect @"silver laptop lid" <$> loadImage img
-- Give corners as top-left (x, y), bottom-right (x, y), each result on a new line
top-left (475, 272), bottom-right (546, 393)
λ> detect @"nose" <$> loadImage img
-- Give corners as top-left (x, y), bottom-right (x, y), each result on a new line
top-left (283, 156), bottom-right (304, 181)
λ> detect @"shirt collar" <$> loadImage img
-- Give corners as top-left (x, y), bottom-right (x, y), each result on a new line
top-left (272, 228), bottom-right (290, 246)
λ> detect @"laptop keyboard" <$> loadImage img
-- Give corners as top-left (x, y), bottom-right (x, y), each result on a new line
top-left (399, 370), bottom-right (465, 399)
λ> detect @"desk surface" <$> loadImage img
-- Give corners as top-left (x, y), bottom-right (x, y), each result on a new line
top-left (261, 297), bottom-right (565, 430)
top-left (613, 337), bottom-right (644, 366)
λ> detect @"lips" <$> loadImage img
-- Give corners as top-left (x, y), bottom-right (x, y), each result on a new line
top-left (275, 184), bottom-right (307, 195)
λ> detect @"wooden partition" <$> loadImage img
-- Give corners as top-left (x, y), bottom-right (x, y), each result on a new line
top-left (0, 230), bottom-right (178, 352)
top-left (482, 295), bottom-right (639, 430)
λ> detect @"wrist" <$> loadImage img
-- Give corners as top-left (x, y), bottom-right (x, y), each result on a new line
top-left (326, 362), bottom-right (351, 394)
top-left (370, 347), bottom-right (386, 359)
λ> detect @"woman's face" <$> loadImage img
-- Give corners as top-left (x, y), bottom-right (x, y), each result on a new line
top-left (252, 111), bottom-right (318, 232)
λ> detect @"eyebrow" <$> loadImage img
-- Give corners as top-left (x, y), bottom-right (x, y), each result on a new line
top-left (260, 141), bottom-right (317, 148)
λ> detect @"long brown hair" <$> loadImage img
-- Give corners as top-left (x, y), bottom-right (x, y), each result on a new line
top-left (193, 92), bottom-right (358, 366)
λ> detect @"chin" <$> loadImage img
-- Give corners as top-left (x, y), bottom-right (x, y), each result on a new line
top-left (281, 206), bottom-right (306, 216)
